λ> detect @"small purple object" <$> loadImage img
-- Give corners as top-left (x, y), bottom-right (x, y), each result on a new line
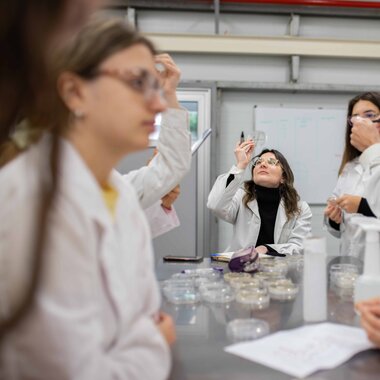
top-left (228, 246), bottom-right (259, 273)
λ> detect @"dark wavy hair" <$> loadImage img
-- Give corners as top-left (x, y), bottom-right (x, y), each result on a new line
top-left (243, 149), bottom-right (300, 220)
top-left (338, 91), bottom-right (380, 175)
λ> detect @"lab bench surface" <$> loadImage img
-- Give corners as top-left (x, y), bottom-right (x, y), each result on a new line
top-left (155, 258), bottom-right (380, 380)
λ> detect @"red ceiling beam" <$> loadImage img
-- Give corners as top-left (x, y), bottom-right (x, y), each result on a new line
top-left (209, 0), bottom-right (380, 9)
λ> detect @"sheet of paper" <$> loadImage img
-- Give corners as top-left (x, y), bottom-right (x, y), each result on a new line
top-left (225, 322), bottom-right (374, 378)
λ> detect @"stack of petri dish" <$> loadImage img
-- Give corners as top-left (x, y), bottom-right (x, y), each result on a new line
top-left (330, 263), bottom-right (359, 299)
top-left (163, 268), bottom-right (224, 304)
top-left (200, 282), bottom-right (235, 304)
top-left (224, 272), bottom-right (252, 283)
top-left (162, 281), bottom-right (200, 305)
top-left (267, 279), bottom-right (299, 301)
top-left (259, 259), bottom-right (288, 277)
top-left (235, 285), bottom-right (270, 310)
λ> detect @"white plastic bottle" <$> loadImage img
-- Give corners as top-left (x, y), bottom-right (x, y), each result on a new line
top-left (303, 236), bottom-right (327, 322)
top-left (354, 222), bottom-right (380, 303)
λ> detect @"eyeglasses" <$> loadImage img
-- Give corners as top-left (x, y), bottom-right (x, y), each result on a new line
top-left (348, 112), bottom-right (380, 126)
top-left (253, 157), bottom-right (280, 167)
top-left (93, 68), bottom-right (165, 103)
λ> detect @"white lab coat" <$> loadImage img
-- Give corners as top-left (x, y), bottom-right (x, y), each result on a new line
top-left (324, 144), bottom-right (380, 238)
top-left (361, 143), bottom-right (380, 218)
top-left (125, 108), bottom-right (190, 238)
top-left (144, 202), bottom-right (180, 239)
top-left (0, 136), bottom-right (170, 380)
top-left (125, 108), bottom-right (191, 209)
top-left (207, 165), bottom-right (312, 254)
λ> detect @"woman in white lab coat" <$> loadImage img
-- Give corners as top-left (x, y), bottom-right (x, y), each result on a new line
top-left (0, 19), bottom-right (175, 380)
top-left (324, 92), bottom-right (380, 240)
top-left (207, 142), bottom-right (312, 255)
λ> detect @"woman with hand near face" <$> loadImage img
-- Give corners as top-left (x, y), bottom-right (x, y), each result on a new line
top-left (324, 92), bottom-right (380, 240)
top-left (0, 19), bottom-right (175, 380)
top-left (207, 140), bottom-right (312, 255)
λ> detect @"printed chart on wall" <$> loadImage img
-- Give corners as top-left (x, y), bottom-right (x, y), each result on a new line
top-left (253, 106), bottom-right (346, 204)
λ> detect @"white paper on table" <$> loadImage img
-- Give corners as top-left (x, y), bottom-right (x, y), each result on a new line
top-left (225, 322), bottom-right (375, 378)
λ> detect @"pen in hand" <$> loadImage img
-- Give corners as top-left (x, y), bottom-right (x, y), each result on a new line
top-left (240, 131), bottom-right (245, 145)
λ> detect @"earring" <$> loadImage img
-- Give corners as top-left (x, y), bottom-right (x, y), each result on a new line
top-left (73, 109), bottom-right (85, 119)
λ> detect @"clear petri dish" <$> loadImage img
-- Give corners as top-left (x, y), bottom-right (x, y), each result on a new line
top-left (226, 318), bottom-right (270, 342)
top-left (235, 287), bottom-right (270, 309)
top-left (259, 260), bottom-right (288, 276)
top-left (224, 272), bottom-right (251, 283)
top-left (334, 272), bottom-right (358, 289)
top-left (229, 277), bottom-right (262, 290)
top-left (201, 283), bottom-right (235, 303)
top-left (163, 285), bottom-right (200, 305)
top-left (268, 281), bottom-right (299, 301)
top-left (284, 254), bottom-right (304, 270)
top-left (330, 264), bottom-right (359, 285)
top-left (253, 271), bottom-right (285, 286)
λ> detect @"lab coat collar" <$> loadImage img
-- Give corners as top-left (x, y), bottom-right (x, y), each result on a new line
top-left (55, 136), bottom-right (118, 229)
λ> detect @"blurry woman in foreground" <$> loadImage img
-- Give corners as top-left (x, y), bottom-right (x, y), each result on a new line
top-left (0, 18), bottom-right (174, 379)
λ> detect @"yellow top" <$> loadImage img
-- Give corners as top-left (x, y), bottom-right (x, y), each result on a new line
top-left (102, 184), bottom-right (119, 218)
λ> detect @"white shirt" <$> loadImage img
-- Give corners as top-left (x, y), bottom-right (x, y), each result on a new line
top-left (207, 165), bottom-right (312, 254)
top-left (0, 136), bottom-right (170, 380)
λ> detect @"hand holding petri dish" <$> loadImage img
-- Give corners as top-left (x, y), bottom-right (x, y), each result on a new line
top-left (249, 130), bottom-right (267, 153)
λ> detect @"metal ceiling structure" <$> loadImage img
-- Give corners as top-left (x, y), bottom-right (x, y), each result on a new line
top-left (107, 0), bottom-right (380, 17)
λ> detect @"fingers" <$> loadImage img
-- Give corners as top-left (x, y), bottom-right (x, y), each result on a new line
top-left (360, 307), bottom-right (380, 346)
top-left (170, 185), bottom-right (180, 196)
top-left (156, 312), bottom-right (176, 346)
top-left (155, 54), bottom-right (180, 76)
top-left (336, 194), bottom-right (361, 213)
top-left (329, 207), bottom-right (342, 224)
top-left (356, 298), bottom-right (380, 310)
top-left (336, 195), bottom-right (348, 211)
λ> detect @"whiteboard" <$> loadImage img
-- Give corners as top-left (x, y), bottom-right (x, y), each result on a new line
top-left (253, 107), bottom-right (346, 204)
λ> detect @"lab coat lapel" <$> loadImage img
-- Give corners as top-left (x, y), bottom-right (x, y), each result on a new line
top-left (59, 139), bottom-right (125, 322)
top-left (274, 200), bottom-right (287, 243)
top-left (247, 199), bottom-right (260, 221)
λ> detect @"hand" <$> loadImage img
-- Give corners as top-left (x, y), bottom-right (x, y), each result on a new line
top-left (161, 185), bottom-right (180, 210)
top-left (356, 298), bottom-right (380, 347)
top-left (155, 54), bottom-right (181, 108)
top-left (255, 245), bottom-right (268, 255)
top-left (350, 117), bottom-right (380, 152)
top-left (324, 204), bottom-right (342, 224)
top-left (234, 140), bottom-right (255, 170)
top-left (336, 194), bottom-right (361, 214)
top-left (156, 311), bottom-right (176, 346)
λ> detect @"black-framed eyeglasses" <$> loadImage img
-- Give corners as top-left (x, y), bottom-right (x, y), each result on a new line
top-left (93, 67), bottom-right (165, 103)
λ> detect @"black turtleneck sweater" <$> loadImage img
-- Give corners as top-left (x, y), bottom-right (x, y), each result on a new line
top-left (255, 184), bottom-right (281, 248)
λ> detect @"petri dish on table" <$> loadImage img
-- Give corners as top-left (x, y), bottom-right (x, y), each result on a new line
top-left (226, 318), bottom-right (270, 342)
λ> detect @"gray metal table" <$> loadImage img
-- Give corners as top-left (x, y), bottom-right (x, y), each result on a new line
top-left (156, 259), bottom-right (380, 380)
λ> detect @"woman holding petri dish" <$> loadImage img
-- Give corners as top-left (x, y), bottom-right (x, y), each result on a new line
top-left (0, 19), bottom-right (175, 379)
top-left (324, 92), bottom-right (380, 241)
top-left (207, 141), bottom-right (312, 255)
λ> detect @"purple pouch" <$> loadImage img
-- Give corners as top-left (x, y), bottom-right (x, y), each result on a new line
top-left (228, 246), bottom-right (259, 273)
